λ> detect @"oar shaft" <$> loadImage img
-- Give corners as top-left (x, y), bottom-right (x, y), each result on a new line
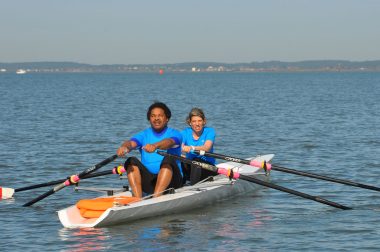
top-left (78, 155), bottom-right (118, 178)
top-left (158, 151), bottom-right (351, 210)
top-left (82, 170), bottom-right (114, 179)
top-left (23, 154), bottom-right (118, 207)
top-left (193, 151), bottom-right (251, 165)
top-left (15, 170), bottom-right (114, 192)
top-left (23, 184), bottom-right (65, 207)
top-left (15, 179), bottom-right (66, 192)
top-left (195, 150), bottom-right (380, 193)
top-left (239, 174), bottom-right (351, 210)
top-left (272, 165), bottom-right (380, 192)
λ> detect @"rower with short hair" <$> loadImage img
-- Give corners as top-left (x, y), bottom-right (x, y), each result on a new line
top-left (117, 101), bottom-right (183, 198)
top-left (181, 107), bottom-right (217, 185)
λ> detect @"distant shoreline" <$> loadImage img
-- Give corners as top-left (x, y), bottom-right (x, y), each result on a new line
top-left (1, 60), bottom-right (380, 73)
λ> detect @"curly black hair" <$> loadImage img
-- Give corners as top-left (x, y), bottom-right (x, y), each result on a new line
top-left (146, 101), bottom-right (172, 120)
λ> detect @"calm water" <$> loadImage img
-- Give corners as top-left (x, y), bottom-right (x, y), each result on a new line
top-left (1, 72), bottom-right (380, 251)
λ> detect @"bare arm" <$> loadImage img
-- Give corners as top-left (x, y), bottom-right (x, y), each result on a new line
top-left (144, 138), bottom-right (176, 153)
top-left (117, 140), bottom-right (138, 157)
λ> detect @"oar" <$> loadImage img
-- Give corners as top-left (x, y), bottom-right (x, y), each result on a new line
top-left (193, 150), bottom-right (380, 192)
top-left (22, 154), bottom-right (118, 207)
top-left (157, 151), bottom-right (351, 210)
top-left (1, 168), bottom-right (124, 200)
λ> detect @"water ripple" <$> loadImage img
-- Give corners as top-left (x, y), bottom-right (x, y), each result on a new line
top-left (1, 72), bottom-right (380, 251)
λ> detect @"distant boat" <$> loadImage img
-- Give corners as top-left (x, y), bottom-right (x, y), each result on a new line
top-left (16, 69), bottom-right (27, 74)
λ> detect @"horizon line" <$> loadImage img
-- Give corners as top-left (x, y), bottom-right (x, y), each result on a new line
top-left (2, 59), bottom-right (380, 66)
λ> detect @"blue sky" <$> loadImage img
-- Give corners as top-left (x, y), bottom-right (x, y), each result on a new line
top-left (1, 0), bottom-right (379, 64)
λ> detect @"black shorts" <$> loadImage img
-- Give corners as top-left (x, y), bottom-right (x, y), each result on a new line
top-left (124, 156), bottom-right (183, 194)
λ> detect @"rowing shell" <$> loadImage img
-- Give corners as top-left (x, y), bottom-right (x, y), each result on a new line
top-left (58, 154), bottom-right (274, 228)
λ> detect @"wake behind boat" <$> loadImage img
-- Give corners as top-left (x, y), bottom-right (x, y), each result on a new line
top-left (58, 154), bottom-right (274, 228)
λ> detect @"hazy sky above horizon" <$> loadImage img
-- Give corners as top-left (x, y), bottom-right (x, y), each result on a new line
top-left (1, 0), bottom-right (379, 65)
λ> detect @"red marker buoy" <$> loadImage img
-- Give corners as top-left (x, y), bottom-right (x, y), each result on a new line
top-left (159, 69), bottom-right (164, 75)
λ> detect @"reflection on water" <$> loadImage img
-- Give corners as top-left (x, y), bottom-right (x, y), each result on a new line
top-left (215, 209), bottom-right (272, 239)
top-left (59, 228), bottom-right (111, 251)
top-left (58, 217), bottom-right (190, 250)
top-left (112, 218), bottom-right (189, 247)
top-left (247, 209), bottom-right (273, 228)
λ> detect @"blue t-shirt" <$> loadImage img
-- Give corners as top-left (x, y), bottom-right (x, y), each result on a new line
top-left (130, 127), bottom-right (182, 175)
top-left (181, 126), bottom-right (216, 164)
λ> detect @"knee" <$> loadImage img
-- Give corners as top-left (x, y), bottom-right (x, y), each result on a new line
top-left (160, 163), bottom-right (173, 171)
top-left (161, 156), bottom-right (175, 170)
top-left (124, 157), bottom-right (139, 172)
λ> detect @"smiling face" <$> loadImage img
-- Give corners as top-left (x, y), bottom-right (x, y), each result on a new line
top-left (149, 107), bottom-right (169, 132)
top-left (190, 115), bottom-right (206, 135)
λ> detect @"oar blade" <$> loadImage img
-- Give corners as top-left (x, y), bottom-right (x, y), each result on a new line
top-left (0, 187), bottom-right (15, 199)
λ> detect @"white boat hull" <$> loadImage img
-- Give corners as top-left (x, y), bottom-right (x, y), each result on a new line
top-left (58, 154), bottom-right (274, 228)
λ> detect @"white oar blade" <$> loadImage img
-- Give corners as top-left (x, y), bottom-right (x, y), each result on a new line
top-left (0, 187), bottom-right (15, 199)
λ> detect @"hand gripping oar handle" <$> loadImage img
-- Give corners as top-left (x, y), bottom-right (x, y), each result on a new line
top-left (193, 150), bottom-right (380, 192)
top-left (158, 151), bottom-right (351, 210)
top-left (22, 154), bottom-right (118, 207)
